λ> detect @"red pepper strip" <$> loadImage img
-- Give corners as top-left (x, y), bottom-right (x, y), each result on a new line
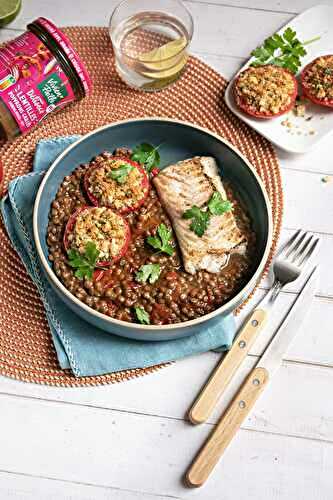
top-left (93, 269), bottom-right (114, 289)
top-left (93, 269), bottom-right (105, 282)
top-left (152, 303), bottom-right (170, 322)
top-left (165, 271), bottom-right (178, 280)
top-left (207, 289), bottom-right (214, 305)
top-left (150, 167), bottom-right (160, 178)
top-left (126, 281), bottom-right (141, 290)
top-left (107, 300), bottom-right (117, 315)
top-left (101, 271), bottom-right (114, 290)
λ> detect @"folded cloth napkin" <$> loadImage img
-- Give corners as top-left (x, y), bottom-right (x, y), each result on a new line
top-left (0, 136), bottom-right (236, 377)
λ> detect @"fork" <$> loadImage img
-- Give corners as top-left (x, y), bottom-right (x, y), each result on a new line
top-left (188, 230), bottom-right (320, 425)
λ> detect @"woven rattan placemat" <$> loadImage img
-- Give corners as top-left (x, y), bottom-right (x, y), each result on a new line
top-left (0, 27), bottom-right (282, 386)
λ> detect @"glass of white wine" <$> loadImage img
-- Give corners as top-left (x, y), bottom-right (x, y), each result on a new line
top-left (109, 0), bottom-right (194, 91)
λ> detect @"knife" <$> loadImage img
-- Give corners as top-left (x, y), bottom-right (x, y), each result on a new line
top-left (186, 267), bottom-right (318, 488)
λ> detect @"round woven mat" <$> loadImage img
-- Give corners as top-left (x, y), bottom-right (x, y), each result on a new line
top-left (0, 27), bottom-right (283, 387)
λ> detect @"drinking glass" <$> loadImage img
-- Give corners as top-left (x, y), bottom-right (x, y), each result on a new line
top-left (109, 0), bottom-right (194, 91)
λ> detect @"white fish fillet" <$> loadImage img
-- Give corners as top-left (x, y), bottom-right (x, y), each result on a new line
top-left (153, 156), bottom-right (246, 274)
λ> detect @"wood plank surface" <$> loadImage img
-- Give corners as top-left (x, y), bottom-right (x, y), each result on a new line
top-left (0, 392), bottom-right (332, 499)
top-left (0, 1), bottom-right (332, 499)
top-left (0, 471), bottom-right (176, 500)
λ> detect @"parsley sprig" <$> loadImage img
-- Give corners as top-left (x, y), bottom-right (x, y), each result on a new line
top-left (131, 143), bottom-right (161, 173)
top-left (146, 223), bottom-right (174, 256)
top-left (250, 27), bottom-right (320, 74)
top-left (107, 163), bottom-right (134, 184)
top-left (134, 306), bottom-right (150, 325)
top-left (208, 192), bottom-right (233, 216)
top-left (183, 206), bottom-right (210, 237)
top-left (183, 192), bottom-right (233, 237)
top-left (68, 241), bottom-right (102, 280)
top-left (136, 264), bottom-right (161, 284)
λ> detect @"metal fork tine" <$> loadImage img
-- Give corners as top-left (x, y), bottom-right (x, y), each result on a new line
top-left (277, 229), bottom-right (302, 258)
top-left (299, 238), bottom-right (320, 268)
top-left (292, 234), bottom-right (314, 264)
top-left (285, 231), bottom-right (307, 259)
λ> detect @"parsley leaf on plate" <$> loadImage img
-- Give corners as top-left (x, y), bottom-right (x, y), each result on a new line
top-left (131, 143), bottom-right (161, 172)
top-left (136, 264), bottom-right (161, 284)
top-left (134, 306), bottom-right (150, 325)
top-left (207, 192), bottom-right (233, 216)
top-left (107, 163), bottom-right (134, 184)
top-left (183, 205), bottom-right (210, 237)
top-left (250, 27), bottom-right (320, 74)
top-left (68, 241), bottom-right (100, 280)
top-left (146, 223), bottom-right (174, 256)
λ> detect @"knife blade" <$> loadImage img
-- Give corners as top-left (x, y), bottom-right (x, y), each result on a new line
top-left (256, 266), bottom-right (318, 376)
top-left (186, 267), bottom-right (318, 488)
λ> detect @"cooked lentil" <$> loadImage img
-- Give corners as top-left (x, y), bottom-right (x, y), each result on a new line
top-left (47, 151), bottom-right (256, 326)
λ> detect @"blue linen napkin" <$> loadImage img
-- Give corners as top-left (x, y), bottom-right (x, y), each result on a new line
top-left (0, 136), bottom-right (236, 377)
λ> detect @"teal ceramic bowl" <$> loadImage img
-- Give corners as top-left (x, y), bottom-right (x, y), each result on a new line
top-left (33, 118), bottom-right (273, 341)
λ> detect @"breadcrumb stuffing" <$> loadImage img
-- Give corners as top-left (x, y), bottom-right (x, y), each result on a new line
top-left (303, 55), bottom-right (333, 102)
top-left (74, 207), bottom-right (127, 260)
top-left (234, 65), bottom-right (296, 115)
top-left (88, 158), bottom-right (146, 210)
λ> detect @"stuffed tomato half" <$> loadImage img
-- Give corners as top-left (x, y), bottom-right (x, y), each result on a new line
top-left (84, 156), bottom-right (150, 214)
top-left (301, 55), bottom-right (333, 108)
top-left (233, 65), bottom-right (298, 119)
top-left (63, 206), bottom-right (131, 266)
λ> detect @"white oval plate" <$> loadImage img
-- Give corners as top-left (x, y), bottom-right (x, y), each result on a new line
top-left (224, 4), bottom-right (333, 154)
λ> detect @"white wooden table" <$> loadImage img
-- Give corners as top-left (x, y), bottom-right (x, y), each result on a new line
top-left (1, 1), bottom-right (332, 499)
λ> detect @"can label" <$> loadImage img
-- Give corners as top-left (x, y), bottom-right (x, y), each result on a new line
top-left (0, 30), bottom-right (76, 134)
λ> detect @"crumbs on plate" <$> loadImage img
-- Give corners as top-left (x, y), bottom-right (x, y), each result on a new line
top-left (294, 99), bottom-right (306, 117)
top-left (280, 98), bottom-right (321, 136)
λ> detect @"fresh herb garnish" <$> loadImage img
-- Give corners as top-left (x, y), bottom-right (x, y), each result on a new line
top-left (134, 306), bottom-right (150, 325)
top-left (68, 241), bottom-right (100, 280)
top-left (183, 192), bottom-right (233, 237)
top-left (183, 206), bottom-right (210, 237)
top-left (250, 27), bottom-right (320, 74)
top-left (131, 143), bottom-right (161, 172)
top-left (107, 163), bottom-right (134, 184)
top-left (146, 223), bottom-right (174, 256)
top-left (207, 192), bottom-right (233, 216)
top-left (136, 264), bottom-right (161, 284)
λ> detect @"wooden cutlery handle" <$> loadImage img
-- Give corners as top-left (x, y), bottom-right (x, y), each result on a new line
top-left (188, 308), bottom-right (267, 425)
top-left (186, 366), bottom-right (269, 488)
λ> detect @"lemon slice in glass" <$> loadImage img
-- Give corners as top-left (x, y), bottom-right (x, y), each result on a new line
top-left (139, 36), bottom-right (188, 80)
top-left (0, 0), bottom-right (21, 27)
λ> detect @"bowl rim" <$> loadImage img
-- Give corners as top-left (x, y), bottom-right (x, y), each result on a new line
top-left (33, 117), bottom-right (273, 331)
